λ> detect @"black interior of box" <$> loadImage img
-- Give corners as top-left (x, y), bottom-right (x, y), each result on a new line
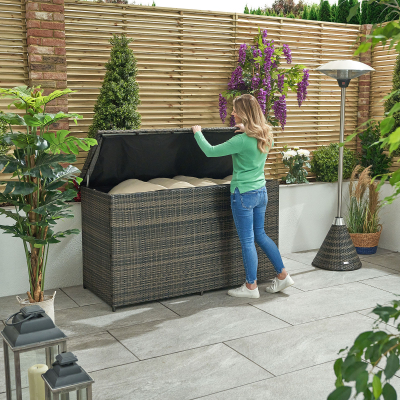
top-left (88, 131), bottom-right (236, 192)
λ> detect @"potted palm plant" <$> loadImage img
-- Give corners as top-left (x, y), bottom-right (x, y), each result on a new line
top-left (346, 165), bottom-right (383, 255)
top-left (0, 86), bottom-right (96, 320)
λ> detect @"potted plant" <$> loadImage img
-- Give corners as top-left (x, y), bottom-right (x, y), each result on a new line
top-left (0, 86), bottom-right (96, 320)
top-left (280, 145), bottom-right (311, 184)
top-left (346, 165), bottom-right (383, 255)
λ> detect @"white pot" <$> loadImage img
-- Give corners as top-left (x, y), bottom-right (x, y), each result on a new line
top-left (16, 291), bottom-right (56, 322)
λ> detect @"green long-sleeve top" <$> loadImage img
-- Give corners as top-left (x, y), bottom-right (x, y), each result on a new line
top-left (194, 131), bottom-right (272, 194)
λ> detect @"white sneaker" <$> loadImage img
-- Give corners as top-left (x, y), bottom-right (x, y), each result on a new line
top-left (265, 274), bottom-right (294, 293)
top-left (227, 283), bottom-right (260, 299)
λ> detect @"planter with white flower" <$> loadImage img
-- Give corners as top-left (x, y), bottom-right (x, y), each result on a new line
top-left (281, 145), bottom-right (311, 184)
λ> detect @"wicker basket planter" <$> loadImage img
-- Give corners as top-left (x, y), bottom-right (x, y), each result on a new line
top-left (80, 128), bottom-right (279, 310)
top-left (349, 225), bottom-right (382, 255)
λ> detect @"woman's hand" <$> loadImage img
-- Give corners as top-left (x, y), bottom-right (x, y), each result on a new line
top-left (192, 125), bottom-right (201, 135)
top-left (234, 123), bottom-right (245, 133)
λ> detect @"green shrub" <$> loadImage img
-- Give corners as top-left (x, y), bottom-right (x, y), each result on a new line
top-left (302, 5), bottom-right (309, 18)
top-left (319, 0), bottom-right (331, 22)
top-left (359, 122), bottom-right (391, 176)
top-left (0, 115), bottom-right (9, 156)
top-left (330, 3), bottom-right (337, 21)
top-left (360, 0), bottom-right (368, 23)
top-left (310, 143), bottom-right (357, 182)
top-left (336, 0), bottom-right (350, 23)
top-left (348, 0), bottom-right (360, 24)
top-left (88, 34), bottom-right (141, 139)
top-left (244, 4), bottom-right (249, 13)
top-left (309, 4), bottom-right (319, 19)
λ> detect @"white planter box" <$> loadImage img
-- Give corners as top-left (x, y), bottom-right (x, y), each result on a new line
top-left (0, 182), bottom-right (399, 298)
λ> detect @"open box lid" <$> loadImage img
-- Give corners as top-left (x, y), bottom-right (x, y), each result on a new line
top-left (80, 127), bottom-right (238, 192)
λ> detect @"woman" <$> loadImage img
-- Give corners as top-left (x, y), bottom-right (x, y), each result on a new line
top-left (191, 94), bottom-right (294, 299)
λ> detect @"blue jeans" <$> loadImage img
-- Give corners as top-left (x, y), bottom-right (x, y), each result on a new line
top-left (230, 186), bottom-right (285, 284)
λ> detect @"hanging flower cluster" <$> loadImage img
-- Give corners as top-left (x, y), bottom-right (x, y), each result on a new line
top-left (218, 27), bottom-right (309, 130)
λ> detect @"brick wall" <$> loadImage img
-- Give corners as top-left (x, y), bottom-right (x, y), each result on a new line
top-left (25, 0), bottom-right (68, 130)
top-left (357, 24), bottom-right (373, 154)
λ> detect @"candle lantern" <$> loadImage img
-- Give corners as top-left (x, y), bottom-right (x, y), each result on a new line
top-left (1, 305), bottom-right (67, 400)
top-left (42, 352), bottom-right (94, 400)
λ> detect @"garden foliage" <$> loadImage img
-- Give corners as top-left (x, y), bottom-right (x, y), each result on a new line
top-left (88, 34), bottom-right (141, 139)
top-left (319, 0), bottom-right (332, 22)
top-left (310, 143), bottom-right (356, 182)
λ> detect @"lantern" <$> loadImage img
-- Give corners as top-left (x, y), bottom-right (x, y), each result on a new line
top-left (42, 352), bottom-right (94, 400)
top-left (1, 305), bottom-right (67, 400)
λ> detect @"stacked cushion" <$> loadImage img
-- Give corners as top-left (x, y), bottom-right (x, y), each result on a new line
top-left (173, 176), bottom-right (217, 187)
top-left (148, 178), bottom-right (195, 189)
top-left (109, 179), bottom-right (167, 194)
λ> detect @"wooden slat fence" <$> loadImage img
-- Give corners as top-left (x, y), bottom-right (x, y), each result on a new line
top-left (63, 2), bottom-right (361, 178)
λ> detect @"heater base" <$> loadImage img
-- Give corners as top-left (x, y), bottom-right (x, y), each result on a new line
top-left (312, 225), bottom-right (362, 271)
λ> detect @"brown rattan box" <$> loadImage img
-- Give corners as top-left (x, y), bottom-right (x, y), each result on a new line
top-left (80, 128), bottom-right (278, 310)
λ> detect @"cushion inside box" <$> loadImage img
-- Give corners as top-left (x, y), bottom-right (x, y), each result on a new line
top-left (87, 131), bottom-right (235, 193)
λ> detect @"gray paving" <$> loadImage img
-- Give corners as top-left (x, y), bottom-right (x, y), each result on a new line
top-left (0, 249), bottom-right (399, 399)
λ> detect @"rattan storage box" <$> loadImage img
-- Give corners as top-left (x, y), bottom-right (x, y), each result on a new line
top-left (80, 127), bottom-right (278, 310)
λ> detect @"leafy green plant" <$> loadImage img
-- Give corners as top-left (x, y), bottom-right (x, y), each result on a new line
top-left (0, 114), bottom-right (9, 156)
top-left (309, 4), bottom-right (319, 20)
top-left (331, 4), bottom-right (337, 21)
top-left (0, 86), bottom-right (97, 302)
top-left (346, 165), bottom-right (382, 233)
top-left (319, 0), bottom-right (332, 22)
top-left (281, 145), bottom-right (311, 184)
top-left (336, 0), bottom-right (351, 22)
top-left (328, 298), bottom-right (400, 400)
top-left (359, 122), bottom-right (392, 177)
top-left (88, 34), bottom-right (141, 139)
top-left (310, 143), bottom-right (357, 182)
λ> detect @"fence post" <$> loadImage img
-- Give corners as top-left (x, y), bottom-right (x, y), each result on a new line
top-left (357, 23), bottom-right (373, 154)
top-left (25, 0), bottom-right (68, 130)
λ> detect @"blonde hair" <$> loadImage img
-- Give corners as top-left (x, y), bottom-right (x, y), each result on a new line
top-left (233, 94), bottom-right (273, 153)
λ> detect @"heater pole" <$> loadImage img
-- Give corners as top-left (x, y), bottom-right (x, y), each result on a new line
top-left (337, 86), bottom-right (346, 219)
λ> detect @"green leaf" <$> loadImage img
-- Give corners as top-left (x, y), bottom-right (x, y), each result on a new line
top-left (4, 181), bottom-right (36, 196)
top-left (373, 374), bottom-right (382, 399)
top-left (41, 89), bottom-right (75, 105)
top-left (388, 102), bottom-right (400, 116)
top-left (388, 127), bottom-right (400, 144)
top-left (354, 41), bottom-right (372, 56)
top-left (385, 353), bottom-right (399, 379)
top-left (382, 382), bottom-right (397, 400)
top-left (355, 371), bottom-right (369, 394)
top-left (0, 113), bottom-right (26, 126)
top-left (380, 117), bottom-right (396, 135)
top-left (343, 131), bottom-right (359, 144)
top-left (327, 386), bottom-right (352, 400)
top-left (343, 361), bottom-right (368, 382)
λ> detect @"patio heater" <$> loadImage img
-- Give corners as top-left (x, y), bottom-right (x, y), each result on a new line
top-left (312, 60), bottom-right (374, 271)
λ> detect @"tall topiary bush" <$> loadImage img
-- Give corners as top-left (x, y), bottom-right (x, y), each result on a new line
top-left (302, 5), bottom-right (309, 18)
top-left (244, 4), bottom-right (249, 13)
top-left (384, 53), bottom-right (400, 157)
top-left (319, 0), bottom-right (331, 21)
top-left (330, 3), bottom-right (337, 21)
top-left (336, 0), bottom-right (350, 23)
top-left (309, 4), bottom-right (319, 20)
top-left (88, 34), bottom-right (141, 139)
top-left (360, 0), bottom-right (368, 23)
top-left (348, 0), bottom-right (360, 23)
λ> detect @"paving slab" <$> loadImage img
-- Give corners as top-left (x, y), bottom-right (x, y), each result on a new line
top-left (357, 307), bottom-right (399, 329)
top-left (281, 257), bottom-right (313, 272)
top-left (289, 261), bottom-right (397, 292)
top-left (360, 273), bottom-right (400, 296)
top-left (225, 312), bottom-right (389, 376)
top-left (55, 302), bottom-right (178, 337)
top-left (0, 289), bottom-right (78, 320)
top-left (161, 284), bottom-right (302, 317)
top-left (250, 281), bottom-right (395, 325)
top-left (363, 252), bottom-right (400, 273)
top-left (60, 285), bottom-right (105, 307)
top-left (359, 248), bottom-right (396, 259)
top-left (67, 332), bottom-right (138, 372)
top-left (110, 304), bottom-right (290, 360)
top-left (281, 250), bottom-right (318, 265)
top-left (90, 343), bottom-right (272, 400)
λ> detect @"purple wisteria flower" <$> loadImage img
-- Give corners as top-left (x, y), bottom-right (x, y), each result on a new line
top-left (297, 69), bottom-right (310, 107)
top-left (253, 48), bottom-right (262, 59)
top-left (219, 94), bottom-right (227, 123)
top-left (262, 29), bottom-right (268, 45)
top-left (263, 74), bottom-right (271, 96)
top-left (271, 61), bottom-right (278, 69)
top-left (283, 44), bottom-right (292, 64)
top-left (251, 73), bottom-right (260, 90)
top-left (230, 114), bottom-right (236, 127)
top-left (228, 65), bottom-right (244, 90)
top-left (238, 43), bottom-right (247, 65)
top-left (272, 95), bottom-right (287, 130)
top-left (257, 89), bottom-right (267, 114)
top-left (264, 46), bottom-right (274, 73)
top-left (277, 74), bottom-right (284, 92)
